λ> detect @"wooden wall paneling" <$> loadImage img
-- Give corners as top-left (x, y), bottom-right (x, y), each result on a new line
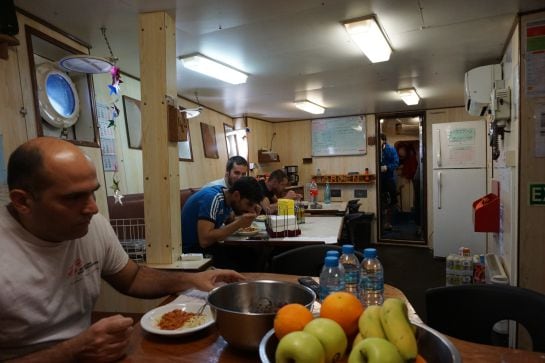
top-left (519, 11), bottom-right (545, 294)
top-left (177, 99), bottom-right (231, 188)
top-left (247, 118), bottom-right (278, 174)
top-left (0, 46), bottom-right (27, 158)
top-left (139, 11), bottom-right (180, 263)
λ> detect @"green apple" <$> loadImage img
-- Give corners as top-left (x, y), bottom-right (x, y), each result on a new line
top-left (348, 337), bottom-right (404, 363)
top-left (352, 333), bottom-right (364, 349)
top-left (303, 318), bottom-right (347, 363)
top-left (276, 331), bottom-right (325, 363)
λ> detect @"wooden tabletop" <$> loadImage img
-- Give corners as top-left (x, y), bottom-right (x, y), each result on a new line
top-left (119, 273), bottom-right (545, 363)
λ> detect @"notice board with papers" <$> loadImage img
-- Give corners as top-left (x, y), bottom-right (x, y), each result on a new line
top-left (311, 116), bottom-right (366, 156)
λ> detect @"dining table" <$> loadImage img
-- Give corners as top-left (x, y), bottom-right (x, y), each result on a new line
top-left (112, 272), bottom-right (545, 363)
top-left (223, 216), bottom-right (343, 247)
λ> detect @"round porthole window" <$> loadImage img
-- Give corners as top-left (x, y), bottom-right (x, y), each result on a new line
top-left (36, 62), bottom-right (80, 128)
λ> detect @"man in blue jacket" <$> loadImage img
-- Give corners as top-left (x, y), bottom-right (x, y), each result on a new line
top-left (380, 133), bottom-right (399, 231)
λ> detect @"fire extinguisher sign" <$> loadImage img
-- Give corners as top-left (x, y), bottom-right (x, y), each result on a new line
top-left (529, 183), bottom-right (545, 206)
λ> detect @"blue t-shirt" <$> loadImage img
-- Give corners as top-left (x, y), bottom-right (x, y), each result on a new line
top-left (181, 185), bottom-right (232, 253)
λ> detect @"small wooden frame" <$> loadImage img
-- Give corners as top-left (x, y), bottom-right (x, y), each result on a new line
top-left (200, 122), bottom-right (219, 159)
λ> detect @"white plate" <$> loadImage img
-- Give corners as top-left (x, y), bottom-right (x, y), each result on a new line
top-left (140, 302), bottom-right (214, 336)
top-left (235, 223), bottom-right (261, 236)
top-left (255, 215), bottom-right (267, 222)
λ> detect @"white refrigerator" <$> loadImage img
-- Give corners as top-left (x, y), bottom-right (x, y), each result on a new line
top-left (432, 121), bottom-right (487, 257)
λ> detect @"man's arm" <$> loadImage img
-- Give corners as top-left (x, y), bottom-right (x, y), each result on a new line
top-left (7, 315), bottom-right (134, 363)
top-left (103, 259), bottom-right (245, 298)
top-left (197, 214), bottom-right (255, 249)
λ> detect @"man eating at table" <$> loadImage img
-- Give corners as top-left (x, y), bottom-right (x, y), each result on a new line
top-left (0, 137), bottom-right (245, 362)
top-left (181, 176), bottom-right (263, 271)
top-left (259, 169), bottom-right (301, 214)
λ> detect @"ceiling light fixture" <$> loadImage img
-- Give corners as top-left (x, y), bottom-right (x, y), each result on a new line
top-left (398, 88), bottom-right (420, 105)
top-left (294, 100), bottom-right (325, 114)
top-left (178, 54), bottom-right (248, 84)
top-left (342, 15), bottom-right (392, 63)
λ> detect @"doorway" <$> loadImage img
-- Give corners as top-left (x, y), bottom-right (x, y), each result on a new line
top-left (376, 112), bottom-right (426, 244)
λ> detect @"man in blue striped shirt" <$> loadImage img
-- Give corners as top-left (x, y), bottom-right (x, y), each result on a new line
top-left (181, 176), bottom-right (262, 270)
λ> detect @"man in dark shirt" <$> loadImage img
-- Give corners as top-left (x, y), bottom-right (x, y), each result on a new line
top-left (258, 169), bottom-right (300, 214)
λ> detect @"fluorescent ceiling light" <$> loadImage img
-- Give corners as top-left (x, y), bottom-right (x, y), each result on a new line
top-left (179, 54), bottom-right (248, 84)
top-left (398, 88), bottom-right (420, 105)
top-left (343, 16), bottom-right (392, 63)
top-left (294, 100), bottom-right (325, 114)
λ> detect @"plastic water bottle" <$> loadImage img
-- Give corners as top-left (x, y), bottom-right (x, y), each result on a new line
top-left (324, 182), bottom-right (331, 204)
top-left (340, 245), bottom-right (360, 296)
top-left (326, 250), bottom-right (345, 275)
top-left (360, 248), bottom-right (384, 306)
top-left (319, 256), bottom-right (345, 300)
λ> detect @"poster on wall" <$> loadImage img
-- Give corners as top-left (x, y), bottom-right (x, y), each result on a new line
top-left (525, 20), bottom-right (545, 97)
top-left (535, 103), bottom-right (545, 157)
top-left (96, 102), bottom-right (118, 171)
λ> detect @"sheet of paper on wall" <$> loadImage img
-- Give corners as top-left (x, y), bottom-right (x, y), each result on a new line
top-left (535, 103), bottom-right (545, 157)
top-left (96, 102), bottom-right (118, 171)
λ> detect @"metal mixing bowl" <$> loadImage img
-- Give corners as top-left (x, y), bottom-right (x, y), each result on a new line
top-left (259, 321), bottom-right (462, 363)
top-left (207, 280), bottom-right (316, 350)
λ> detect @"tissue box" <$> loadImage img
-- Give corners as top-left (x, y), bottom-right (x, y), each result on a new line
top-left (277, 199), bottom-right (295, 215)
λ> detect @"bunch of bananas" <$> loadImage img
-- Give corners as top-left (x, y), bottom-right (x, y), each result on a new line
top-left (349, 298), bottom-right (419, 363)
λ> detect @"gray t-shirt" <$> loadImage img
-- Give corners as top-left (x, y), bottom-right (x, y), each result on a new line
top-left (0, 207), bottom-right (129, 360)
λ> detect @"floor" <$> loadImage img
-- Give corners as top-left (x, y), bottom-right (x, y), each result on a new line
top-left (373, 243), bottom-right (446, 323)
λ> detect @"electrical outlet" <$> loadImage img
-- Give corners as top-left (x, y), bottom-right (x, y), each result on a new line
top-left (354, 189), bottom-right (367, 198)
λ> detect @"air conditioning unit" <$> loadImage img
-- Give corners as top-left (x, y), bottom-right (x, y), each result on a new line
top-left (464, 64), bottom-right (502, 116)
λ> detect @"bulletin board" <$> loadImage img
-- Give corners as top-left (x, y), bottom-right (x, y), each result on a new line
top-left (312, 116), bottom-right (366, 156)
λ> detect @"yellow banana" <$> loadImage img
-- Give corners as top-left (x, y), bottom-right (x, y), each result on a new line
top-left (358, 305), bottom-right (386, 339)
top-left (380, 298), bottom-right (418, 360)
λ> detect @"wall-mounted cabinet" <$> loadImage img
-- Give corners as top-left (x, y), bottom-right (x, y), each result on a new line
top-left (258, 149), bottom-right (280, 163)
top-left (312, 174), bottom-right (376, 184)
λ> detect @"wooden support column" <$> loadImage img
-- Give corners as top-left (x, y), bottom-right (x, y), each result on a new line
top-left (139, 12), bottom-right (181, 264)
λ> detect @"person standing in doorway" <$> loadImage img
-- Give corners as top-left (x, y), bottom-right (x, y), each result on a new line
top-left (380, 133), bottom-right (399, 231)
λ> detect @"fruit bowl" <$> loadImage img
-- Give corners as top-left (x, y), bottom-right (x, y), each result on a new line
top-left (207, 280), bottom-right (315, 351)
top-left (258, 321), bottom-right (461, 363)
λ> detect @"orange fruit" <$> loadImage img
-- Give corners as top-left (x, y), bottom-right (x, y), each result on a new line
top-left (273, 303), bottom-right (314, 339)
top-left (320, 292), bottom-right (364, 336)
top-left (415, 354), bottom-right (428, 363)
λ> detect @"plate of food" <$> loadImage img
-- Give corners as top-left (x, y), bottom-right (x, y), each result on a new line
top-left (140, 302), bottom-right (214, 336)
top-left (236, 223), bottom-right (261, 236)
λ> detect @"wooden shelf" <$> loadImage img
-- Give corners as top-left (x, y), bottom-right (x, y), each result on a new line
top-left (0, 34), bottom-right (19, 60)
top-left (312, 174), bottom-right (376, 184)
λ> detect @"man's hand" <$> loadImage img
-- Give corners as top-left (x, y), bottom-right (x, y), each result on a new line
top-left (189, 269), bottom-right (246, 291)
top-left (284, 190), bottom-right (302, 200)
top-left (380, 165), bottom-right (387, 172)
top-left (75, 315), bottom-right (134, 362)
top-left (237, 212), bottom-right (257, 228)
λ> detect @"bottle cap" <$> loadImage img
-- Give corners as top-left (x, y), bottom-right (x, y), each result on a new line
top-left (324, 256), bottom-right (338, 267)
top-left (364, 248), bottom-right (377, 258)
top-left (326, 250), bottom-right (340, 258)
top-left (342, 244), bottom-right (354, 254)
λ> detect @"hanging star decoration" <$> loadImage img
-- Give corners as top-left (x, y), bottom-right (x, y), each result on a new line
top-left (110, 176), bottom-right (124, 205)
top-left (101, 26), bottom-right (122, 128)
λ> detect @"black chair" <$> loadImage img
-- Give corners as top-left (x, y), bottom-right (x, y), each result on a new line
top-left (425, 284), bottom-right (545, 352)
top-left (269, 244), bottom-right (363, 276)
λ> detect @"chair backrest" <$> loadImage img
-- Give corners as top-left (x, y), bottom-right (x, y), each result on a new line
top-left (425, 284), bottom-right (545, 352)
top-left (270, 244), bottom-right (363, 276)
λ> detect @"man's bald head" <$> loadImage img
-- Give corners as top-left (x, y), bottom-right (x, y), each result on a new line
top-left (7, 137), bottom-right (91, 197)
